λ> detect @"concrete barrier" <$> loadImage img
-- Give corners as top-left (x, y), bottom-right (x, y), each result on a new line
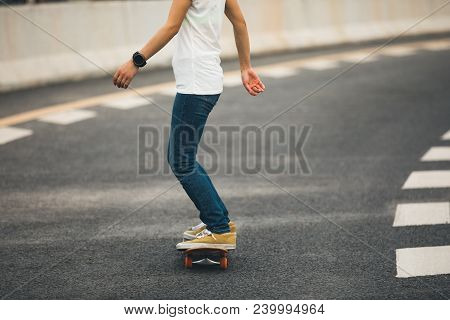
top-left (1, 0), bottom-right (450, 91)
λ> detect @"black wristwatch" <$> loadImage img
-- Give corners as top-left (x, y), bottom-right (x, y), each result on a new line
top-left (132, 51), bottom-right (147, 68)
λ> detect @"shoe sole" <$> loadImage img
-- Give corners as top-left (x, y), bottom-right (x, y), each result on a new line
top-left (176, 243), bottom-right (236, 250)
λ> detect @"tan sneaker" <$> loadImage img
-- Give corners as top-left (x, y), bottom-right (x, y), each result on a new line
top-left (183, 221), bottom-right (236, 240)
top-left (183, 222), bottom-right (207, 240)
top-left (177, 229), bottom-right (236, 250)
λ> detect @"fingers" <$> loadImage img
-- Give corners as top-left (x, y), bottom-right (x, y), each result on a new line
top-left (113, 72), bottom-right (123, 88)
top-left (113, 72), bottom-right (131, 89)
top-left (253, 83), bottom-right (264, 93)
top-left (248, 79), bottom-right (265, 95)
top-left (119, 77), bottom-right (127, 89)
top-left (258, 79), bottom-right (266, 90)
top-left (113, 71), bottom-right (120, 87)
top-left (244, 82), bottom-right (258, 96)
top-left (252, 86), bottom-right (262, 94)
top-left (116, 76), bottom-right (123, 88)
top-left (245, 79), bottom-right (268, 96)
top-left (253, 76), bottom-right (265, 91)
top-left (123, 79), bottom-right (131, 89)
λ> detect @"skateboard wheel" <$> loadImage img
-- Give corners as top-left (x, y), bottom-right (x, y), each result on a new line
top-left (184, 255), bottom-right (192, 268)
top-left (220, 257), bottom-right (228, 270)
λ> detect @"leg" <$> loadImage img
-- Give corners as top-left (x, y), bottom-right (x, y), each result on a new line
top-left (196, 165), bottom-right (229, 223)
top-left (168, 93), bottom-right (230, 234)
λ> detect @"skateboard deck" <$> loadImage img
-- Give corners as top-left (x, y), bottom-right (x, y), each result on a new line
top-left (182, 248), bottom-right (231, 269)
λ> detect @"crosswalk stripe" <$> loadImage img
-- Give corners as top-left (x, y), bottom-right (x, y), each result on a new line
top-left (101, 96), bottom-right (150, 110)
top-left (339, 52), bottom-right (379, 64)
top-left (396, 245), bottom-right (450, 278)
top-left (259, 67), bottom-right (298, 79)
top-left (442, 130), bottom-right (450, 140)
top-left (223, 75), bottom-right (242, 87)
top-left (38, 109), bottom-right (97, 125)
top-left (0, 126), bottom-right (33, 145)
top-left (301, 59), bottom-right (339, 70)
top-left (421, 40), bottom-right (450, 51)
top-left (402, 170), bottom-right (450, 189)
top-left (393, 202), bottom-right (450, 227)
top-left (382, 47), bottom-right (417, 57)
top-left (158, 87), bottom-right (177, 97)
top-left (1, 39), bottom-right (448, 128)
top-left (421, 146), bottom-right (450, 161)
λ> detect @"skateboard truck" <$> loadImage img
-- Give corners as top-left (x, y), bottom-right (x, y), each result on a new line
top-left (182, 248), bottom-right (229, 270)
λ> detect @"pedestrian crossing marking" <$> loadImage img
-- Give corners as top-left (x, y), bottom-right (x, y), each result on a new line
top-left (1, 38), bottom-right (448, 128)
top-left (259, 67), bottom-right (298, 78)
top-left (421, 40), bottom-right (450, 51)
top-left (38, 109), bottom-right (96, 125)
top-left (339, 52), bottom-right (379, 64)
top-left (158, 87), bottom-right (178, 97)
top-left (223, 75), bottom-right (243, 87)
top-left (442, 130), bottom-right (450, 141)
top-left (0, 126), bottom-right (33, 145)
top-left (382, 47), bottom-right (417, 57)
top-left (402, 170), bottom-right (450, 189)
top-left (102, 96), bottom-right (150, 110)
top-left (301, 59), bottom-right (339, 70)
top-left (421, 147), bottom-right (450, 161)
top-left (396, 245), bottom-right (450, 278)
top-left (393, 202), bottom-right (450, 227)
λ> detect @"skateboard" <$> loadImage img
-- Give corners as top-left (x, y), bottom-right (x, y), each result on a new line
top-left (182, 248), bottom-right (230, 270)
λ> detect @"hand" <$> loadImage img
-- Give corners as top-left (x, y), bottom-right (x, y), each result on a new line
top-left (113, 60), bottom-right (139, 89)
top-left (241, 68), bottom-right (265, 96)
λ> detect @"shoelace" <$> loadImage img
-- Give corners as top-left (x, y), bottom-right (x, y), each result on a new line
top-left (196, 229), bottom-right (217, 240)
top-left (191, 222), bottom-right (206, 231)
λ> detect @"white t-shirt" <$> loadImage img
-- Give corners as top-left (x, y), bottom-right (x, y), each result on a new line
top-left (172, 0), bottom-right (226, 95)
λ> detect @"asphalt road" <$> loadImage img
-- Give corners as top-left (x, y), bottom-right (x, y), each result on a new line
top-left (1, 37), bottom-right (450, 299)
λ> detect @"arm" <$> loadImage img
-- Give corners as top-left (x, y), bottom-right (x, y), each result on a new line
top-left (225, 0), bottom-right (265, 96)
top-left (113, 0), bottom-right (191, 89)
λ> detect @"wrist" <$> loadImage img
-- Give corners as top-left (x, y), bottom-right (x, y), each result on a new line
top-left (240, 65), bottom-right (252, 72)
top-left (129, 59), bottom-right (139, 69)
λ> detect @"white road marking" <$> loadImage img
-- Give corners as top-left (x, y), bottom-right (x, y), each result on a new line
top-left (0, 126), bottom-right (33, 145)
top-left (402, 170), bottom-right (450, 189)
top-left (158, 87), bottom-right (178, 97)
top-left (101, 96), bottom-right (150, 110)
top-left (2, 39), bottom-right (448, 128)
top-left (396, 245), bottom-right (450, 278)
top-left (382, 47), bottom-right (417, 57)
top-left (259, 67), bottom-right (298, 79)
top-left (421, 40), bottom-right (450, 51)
top-left (393, 202), bottom-right (450, 227)
top-left (223, 75), bottom-right (243, 87)
top-left (421, 147), bottom-right (450, 161)
top-left (301, 59), bottom-right (339, 70)
top-left (38, 109), bottom-right (97, 125)
top-left (442, 130), bottom-right (450, 140)
top-left (340, 52), bottom-right (379, 64)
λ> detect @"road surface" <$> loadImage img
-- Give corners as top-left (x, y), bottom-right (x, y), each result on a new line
top-left (1, 37), bottom-right (450, 299)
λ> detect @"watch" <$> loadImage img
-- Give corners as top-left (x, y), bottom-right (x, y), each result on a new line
top-left (132, 51), bottom-right (147, 68)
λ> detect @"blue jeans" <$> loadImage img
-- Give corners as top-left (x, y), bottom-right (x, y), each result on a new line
top-left (168, 93), bottom-right (230, 234)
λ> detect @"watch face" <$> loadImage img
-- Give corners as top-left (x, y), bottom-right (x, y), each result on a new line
top-left (133, 52), bottom-right (146, 67)
top-left (136, 55), bottom-right (145, 65)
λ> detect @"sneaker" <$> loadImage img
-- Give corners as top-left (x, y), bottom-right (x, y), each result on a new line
top-left (176, 229), bottom-right (236, 250)
top-left (183, 221), bottom-right (236, 240)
